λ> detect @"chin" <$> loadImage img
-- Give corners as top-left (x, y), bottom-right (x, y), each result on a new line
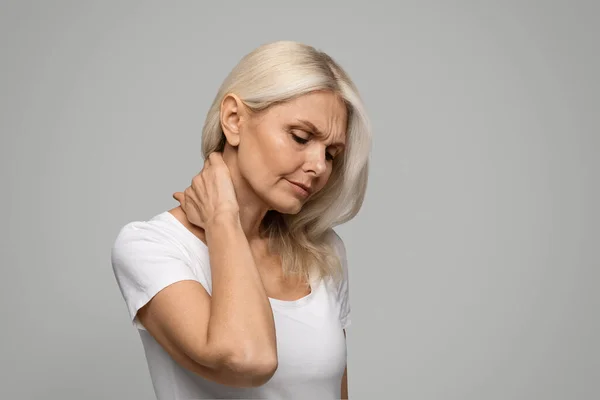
top-left (263, 184), bottom-right (310, 215)
top-left (273, 203), bottom-right (303, 215)
top-left (270, 197), bottom-right (305, 215)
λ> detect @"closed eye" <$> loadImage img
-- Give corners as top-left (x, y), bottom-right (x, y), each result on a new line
top-left (291, 132), bottom-right (335, 161)
top-left (291, 133), bottom-right (309, 145)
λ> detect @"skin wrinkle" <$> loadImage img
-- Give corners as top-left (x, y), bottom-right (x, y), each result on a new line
top-left (220, 90), bottom-right (348, 244)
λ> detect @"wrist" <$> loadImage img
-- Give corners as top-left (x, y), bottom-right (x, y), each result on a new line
top-left (206, 211), bottom-right (240, 230)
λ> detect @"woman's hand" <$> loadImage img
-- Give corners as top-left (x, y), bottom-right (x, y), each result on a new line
top-left (172, 152), bottom-right (240, 231)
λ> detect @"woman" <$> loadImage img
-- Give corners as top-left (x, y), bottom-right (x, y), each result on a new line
top-left (111, 40), bottom-right (371, 399)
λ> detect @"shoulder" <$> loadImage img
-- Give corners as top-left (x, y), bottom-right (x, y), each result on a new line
top-left (325, 228), bottom-right (348, 267)
top-left (111, 211), bottom-right (190, 264)
top-left (322, 228), bottom-right (352, 328)
top-left (319, 228), bottom-right (349, 290)
top-left (113, 215), bottom-right (169, 247)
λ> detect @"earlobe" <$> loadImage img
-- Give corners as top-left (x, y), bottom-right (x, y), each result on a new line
top-left (220, 94), bottom-right (243, 147)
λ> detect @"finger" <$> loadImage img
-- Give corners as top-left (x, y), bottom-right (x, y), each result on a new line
top-left (209, 151), bottom-right (223, 165)
top-left (191, 172), bottom-right (206, 195)
top-left (173, 192), bottom-right (185, 207)
top-left (208, 151), bottom-right (226, 167)
top-left (183, 186), bottom-right (203, 218)
top-left (198, 159), bottom-right (209, 179)
top-left (173, 191), bottom-right (184, 200)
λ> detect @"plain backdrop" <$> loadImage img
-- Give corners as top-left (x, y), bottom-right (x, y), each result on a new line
top-left (1, 1), bottom-right (598, 399)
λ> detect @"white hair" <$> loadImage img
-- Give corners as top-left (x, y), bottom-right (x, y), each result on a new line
top-left (201, 40), bottom-right (371, 285)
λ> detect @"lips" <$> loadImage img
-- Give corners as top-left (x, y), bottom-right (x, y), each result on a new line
top-left (288, 180), bottom-right (312, 195)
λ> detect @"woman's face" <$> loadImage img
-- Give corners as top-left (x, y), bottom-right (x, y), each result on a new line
top-left (230, 90), bottom-right (348, 214)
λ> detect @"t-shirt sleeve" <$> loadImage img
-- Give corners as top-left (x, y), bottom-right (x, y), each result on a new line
top-left (330, 230), bottom-right (352, 330)
top-left (111, 221), bottom-right (199, 331)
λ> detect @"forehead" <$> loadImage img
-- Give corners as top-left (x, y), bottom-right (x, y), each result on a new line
top-left (267, 91), bottom-right (348, 143)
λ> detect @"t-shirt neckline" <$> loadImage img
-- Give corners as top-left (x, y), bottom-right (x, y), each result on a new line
top-left (156, 211), bottom-right (316, 308)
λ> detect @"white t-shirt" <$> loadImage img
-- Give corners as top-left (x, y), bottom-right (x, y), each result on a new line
top-left (111, 211), bottom-right (351, 399)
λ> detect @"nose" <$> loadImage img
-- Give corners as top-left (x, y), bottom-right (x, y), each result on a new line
top-left (302, 144), bottom-right (328, 176)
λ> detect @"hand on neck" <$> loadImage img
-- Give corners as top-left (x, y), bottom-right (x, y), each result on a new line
top-left (221, 146), bottom-right (271, 242)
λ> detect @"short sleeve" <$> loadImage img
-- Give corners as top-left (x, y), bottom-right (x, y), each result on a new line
top-left (330, 230), bottom-right (352, 330)
top-left (111, 221), bottom-right (199, 331)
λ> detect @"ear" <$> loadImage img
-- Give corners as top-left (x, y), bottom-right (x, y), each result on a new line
top-left (220, 93), bottom-right (245, 147)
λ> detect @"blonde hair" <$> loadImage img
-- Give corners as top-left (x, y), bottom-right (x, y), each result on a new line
top-left (201, 40), bottom-right (371, 286)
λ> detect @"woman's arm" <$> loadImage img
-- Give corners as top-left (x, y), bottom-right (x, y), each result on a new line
top-left (341, 329), bottom-right (348, 399)
top-left (341, 366), bottom-right (348, 399)
top-left (136, 211), bottom-right (278, 388)
top-left (204, 212), bottom-right (278, 370)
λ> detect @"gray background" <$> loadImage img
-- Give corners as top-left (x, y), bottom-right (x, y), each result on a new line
top-left (1, 1), bottom-right (598, 399)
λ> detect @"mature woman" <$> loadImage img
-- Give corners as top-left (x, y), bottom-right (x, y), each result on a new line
top-left (111, 40), bottom-right (371, 399)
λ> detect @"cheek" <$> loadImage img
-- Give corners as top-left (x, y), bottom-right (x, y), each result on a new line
top-left (269, 133), bottom-right (292, 157)
top-left (239, 130), bottom-right (291, 183)
top-left (264, 133), bottom-right (300, 172)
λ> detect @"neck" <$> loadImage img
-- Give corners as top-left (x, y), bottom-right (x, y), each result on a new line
top-left (221, 146), bottom-right (270, 242)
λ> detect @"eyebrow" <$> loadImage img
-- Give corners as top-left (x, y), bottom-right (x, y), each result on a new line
top-left (294, 119), bottom-right (346, 149)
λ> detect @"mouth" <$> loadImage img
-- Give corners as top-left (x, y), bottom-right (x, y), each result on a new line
top-left (287, 180), bottom-right (312, 197)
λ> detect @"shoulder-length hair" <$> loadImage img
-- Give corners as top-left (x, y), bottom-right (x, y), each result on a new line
top-left (201, 40), bottom-right (371, 286)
